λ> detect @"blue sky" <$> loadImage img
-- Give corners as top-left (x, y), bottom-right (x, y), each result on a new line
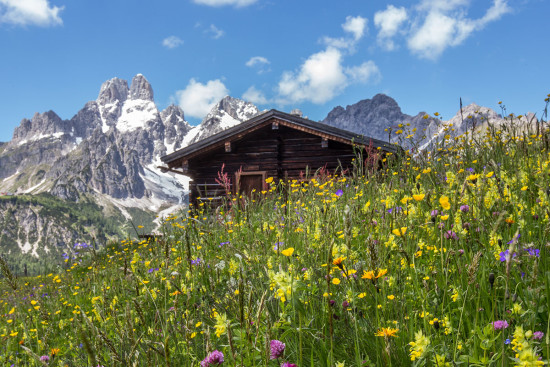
top-left (0, 0), bottom-right (549, 142)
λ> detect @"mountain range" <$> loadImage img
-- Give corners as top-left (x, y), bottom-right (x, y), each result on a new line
top-left (0, 73), bottom-right (522, 271)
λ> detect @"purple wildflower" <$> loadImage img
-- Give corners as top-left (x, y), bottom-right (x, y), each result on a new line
top-left (505, 338), bottom-right (511, 344)
top-left (507, 233), bottom-right (521, 245)
top-left (533, 331), bottom-right (544, 340)
top-left (282, 363), bottom-right (298, 367)
top-left (201, 350), bottom-right (224, 366)
top-left (499, 250), bottom-right (517, 262)
top-left (342, 300), bottom-right (350, 309)
top-left (431, 210), bottom-right (439, 217)
top-left (270, 340), bottom-right (286, 360)
top-left (40, 355), bottom-right (50, 362)
top-left (525, 248), bottom-right (540, 257)
top-left (219, 241), bottom-right (230, 247)
top-left (492, 320), bottom-right (509, 330)
top-left (444, 230), bottom-right (458, 240)
top-left (460, 205), bottom-right (470, 213)
top-left (335, 189), bottom-right (344, 197)
top-left (191, 258), bottom-right (202, 265)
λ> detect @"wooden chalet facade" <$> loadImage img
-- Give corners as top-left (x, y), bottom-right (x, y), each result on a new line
top-left (159, 109), bottom-right (399, 204)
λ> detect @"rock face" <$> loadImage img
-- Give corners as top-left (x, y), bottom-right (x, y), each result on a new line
top-left (129, 74), bottom-right (154, 101)
top-left (322, 93), bottom-right (442, 148)
top-left (0, 198), bottom-right (89, 259)
top-left (0, 75), bottom-right (195, 205)
top-left (0, 75), bottom-right (260, 260)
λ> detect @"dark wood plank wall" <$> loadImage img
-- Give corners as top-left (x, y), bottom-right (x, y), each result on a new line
top-left (185, 124), bottom-right (361, 201)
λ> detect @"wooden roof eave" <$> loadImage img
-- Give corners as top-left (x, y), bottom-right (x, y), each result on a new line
top-left (165, 118), bottom-right (369, 165)
top-left (160, 109), bottom-right (401, 166)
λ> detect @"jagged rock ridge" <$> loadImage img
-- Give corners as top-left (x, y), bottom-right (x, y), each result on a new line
top-left (0, 75), bottom-right (261, 260)
top-left (322, 93), bottom-right (442, 148)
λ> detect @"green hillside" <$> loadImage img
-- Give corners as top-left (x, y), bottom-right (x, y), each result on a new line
top-left (1, 110), bottom-right (549, 366)
top-left (0, 193), bottom-right (157, 276)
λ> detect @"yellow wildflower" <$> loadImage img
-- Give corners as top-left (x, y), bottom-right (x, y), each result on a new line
top-left (281, 248), bottom-right (294, 257)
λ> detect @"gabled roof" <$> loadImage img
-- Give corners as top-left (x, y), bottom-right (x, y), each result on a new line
top-left (161, 109), bottom-right (400, 164)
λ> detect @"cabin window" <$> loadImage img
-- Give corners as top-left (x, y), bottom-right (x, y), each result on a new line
top-left (236, 171), bottom-right (266, 196)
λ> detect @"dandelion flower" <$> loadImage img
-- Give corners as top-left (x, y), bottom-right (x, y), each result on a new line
top-left (375, 327), bottom-right (399, 338)
top-left (439, 196), bottom-right (451, 210)
top-left (281, 248), bottom-right (294, 257)
top-left (392, 227), bottom-right (407, 237)
top-left (413, 194), bottom-right (425, 201)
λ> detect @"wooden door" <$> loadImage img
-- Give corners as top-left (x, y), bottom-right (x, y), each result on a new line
top-left (237, 173), bottom-right (265, 196)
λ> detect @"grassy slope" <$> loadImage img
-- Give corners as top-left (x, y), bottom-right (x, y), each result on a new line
top-left (0, 113), bottom-right (549, 366)
top-left (0, 193), bottom-right (157, 276)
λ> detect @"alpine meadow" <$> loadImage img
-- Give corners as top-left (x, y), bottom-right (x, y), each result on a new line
top-left (1, 99), bottom-right (549, 366)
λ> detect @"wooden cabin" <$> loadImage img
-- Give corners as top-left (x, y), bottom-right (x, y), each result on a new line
top-left (159, 109), bottom-right (399, 204)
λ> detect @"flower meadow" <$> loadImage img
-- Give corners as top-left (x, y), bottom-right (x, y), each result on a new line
top-left (1, 106), bottom-right (550, 366)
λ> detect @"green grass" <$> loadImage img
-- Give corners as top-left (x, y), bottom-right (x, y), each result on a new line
top-left (1, 106), bottom-right (549, 366)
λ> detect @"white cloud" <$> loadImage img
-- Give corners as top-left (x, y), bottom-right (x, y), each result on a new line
top-left (346, 61), bottom-right (382, 84)
top-left (245, 56), bottom-right (270, 74)
top-left (407, 0), bottom-right (511, 59)
top-left (192, 0), bottom-right (257, 7)
top-left (322, 15), bottom-right (367, 52)
top-left (374, 5), bottom-right (408, 50)
top-left (245, 56), bottom-right (269, 67)
top-left (175, 79), bottom-right (229, 118)
top-left (0, 0), bottom-right (63, 27)
top-left (162, 36), bottom-right (183, 49)
top-left (276, 47), bottom-right (380, 105)
top-left (207, 24), bottom-right (225, 39)
top-left (277, 48), bottom-right (347, 104)
top-left (342, 15), bottom-right (367, 41)
top-left (277, 15), bottom-right (380, 105)
top-left (242, 86), bottom-right (268, 105)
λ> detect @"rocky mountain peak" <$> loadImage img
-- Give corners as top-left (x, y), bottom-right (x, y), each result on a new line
top-left (97, 77), bottom-right (129, 106)
top-left (129, 74), bottom-right (154, 101)
top-left (187, 96), bottom-right (260, 144)
top-left (322, 93), bottom-right (441, 148)
top-left (160, 104), bottom-right (185, 123)
top-left (11, 110), bottom-right (67, 142)
top-left (209, 95), bottom-right (259, 122)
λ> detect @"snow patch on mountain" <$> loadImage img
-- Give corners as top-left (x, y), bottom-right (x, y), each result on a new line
top-left (99, 102), bottom-right (120, 133)
top-left (188, 96), bottom-right (260, 144)
top-left (117, 99), bottom-right (159, 132)
top-left (17, 132), bottom-right (66, 146)
top-left (180, 127), bottom-right (199, 148)
top-left (24, 179), bottom-right (46, 194)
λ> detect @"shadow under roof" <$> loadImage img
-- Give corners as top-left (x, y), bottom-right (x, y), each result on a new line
top-left (161, 109), bottom-right (400, 164)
